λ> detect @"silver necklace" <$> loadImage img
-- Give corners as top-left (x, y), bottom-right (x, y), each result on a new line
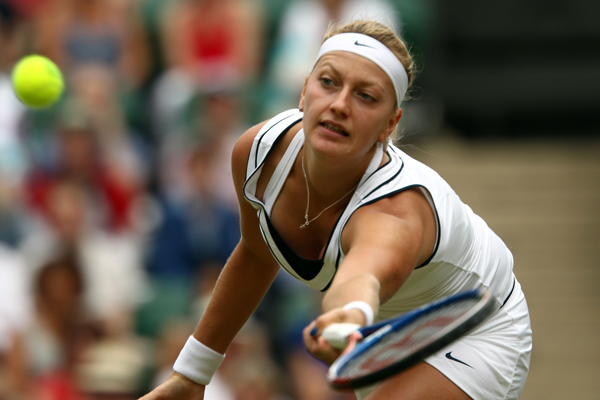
top-left (299, 156), bottom-right (358, 229)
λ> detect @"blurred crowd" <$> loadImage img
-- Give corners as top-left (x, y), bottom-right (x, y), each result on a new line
top-left (0, 0), bottom-right (407, 399)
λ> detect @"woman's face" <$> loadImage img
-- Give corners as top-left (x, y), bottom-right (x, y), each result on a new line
top-left (299, 51), bottom-right (401, 161)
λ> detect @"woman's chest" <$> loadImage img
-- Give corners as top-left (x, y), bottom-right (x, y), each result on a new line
top-left (268, 184), bottom-right (337, 261)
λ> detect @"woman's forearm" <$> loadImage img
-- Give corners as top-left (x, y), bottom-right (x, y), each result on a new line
top-left (321, 273), bottom-right (381, 322)
top-left (192, 242), bottom-right (280, 353)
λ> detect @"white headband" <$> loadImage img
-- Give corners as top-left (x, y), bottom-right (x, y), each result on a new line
top-left (314, 33), bottom-right (408, 106)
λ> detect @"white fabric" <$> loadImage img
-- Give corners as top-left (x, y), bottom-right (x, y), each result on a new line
top-left (424, 280), bottom-right (531, 400)
top-left (343, 301), bottom-right (375, 326)
top-left (243, 109), bottom-right (515, 309)
top-left (314, 33), bottom-right (408, 105)
top-left (243, 109), bottom-right (532, 399)
top-left (173, 336), bottom-right (225, 385)
top-left (243, 110), bottom-right (382, 291)
top-left (355, 281), bottom-right (532, 400)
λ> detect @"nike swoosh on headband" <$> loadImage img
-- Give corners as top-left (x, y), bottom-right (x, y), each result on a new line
top-left (314, 33), bottom-right (409, 105)
top-left (354, 40), bottom-right (375, 49)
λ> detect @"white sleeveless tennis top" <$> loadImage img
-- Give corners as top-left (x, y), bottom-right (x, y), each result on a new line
top-left (243, 109), bottom-right (517, 320)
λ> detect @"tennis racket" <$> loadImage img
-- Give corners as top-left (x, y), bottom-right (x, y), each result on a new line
top-left (323, 288), bottom-right (497, 390)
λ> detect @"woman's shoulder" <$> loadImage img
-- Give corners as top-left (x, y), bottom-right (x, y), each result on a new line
top-left (233, 109), bottom-right (303, 161)
top-left (231, 120), bottom-right (268, 175)
top-left (232, 110), bottom-right (303, 181)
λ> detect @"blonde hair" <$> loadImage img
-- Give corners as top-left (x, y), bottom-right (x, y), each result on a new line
top-left (322, 20), bottom-right (416, 103)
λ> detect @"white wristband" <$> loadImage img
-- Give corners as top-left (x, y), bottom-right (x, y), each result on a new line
top-left (342, 301), bottom-right (375, 326)
top-left (173, 336), bottom-right (225, 385)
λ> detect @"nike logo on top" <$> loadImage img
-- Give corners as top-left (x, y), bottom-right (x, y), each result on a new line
top-left (445, 352), bottom-right (473, 368)
top-left (354, 40), bottom-right (375, 49)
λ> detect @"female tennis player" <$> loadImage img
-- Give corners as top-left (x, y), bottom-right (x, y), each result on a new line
top-left (140, 20), bottom-right (532, 400)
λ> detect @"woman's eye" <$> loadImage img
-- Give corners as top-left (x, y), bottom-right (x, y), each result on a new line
top-left (321, 77), bottom-right (334, 86)
top-left (359, 92), bottom-right (375, 101)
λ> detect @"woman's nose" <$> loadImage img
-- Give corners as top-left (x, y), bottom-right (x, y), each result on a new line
top-left (330, 88), bottom-right (351, 116)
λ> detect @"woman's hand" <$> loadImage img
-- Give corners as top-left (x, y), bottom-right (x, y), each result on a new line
top-left (139, 373), bottom-right (205, 400)
top-left (302, 307), bottom-right (366, 365)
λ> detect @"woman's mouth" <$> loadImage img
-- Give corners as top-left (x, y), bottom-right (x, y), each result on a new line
top-left (321, 122), bottom-right (349, 137)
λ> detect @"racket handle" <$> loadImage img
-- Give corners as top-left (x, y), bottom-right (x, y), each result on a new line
top-left (322, 323), bottom-right (361, 349)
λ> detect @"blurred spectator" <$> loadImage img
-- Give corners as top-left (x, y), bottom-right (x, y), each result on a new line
top-left (3, 248), bottom-right (148, 400)
top-left (0, 0), bottom-right (47, 19)
top-left (19, 178), bottom-right (149, 332)
top-left (0, 243), bottom-right (32, 398)
top-left (220, 318), bottom-right (289, 400)
top-left (16, 251), bottom-right (148, 400)
top-left (157, 0), bottom-right (263, 86)
top-left (0, 168), bottom-right (26, 247)
top-left (228, 355), bottom-right (288, 400)
top-left (147, 143), bottom-right (240, 280)
top-left (151, 0), bottom-right (264, 138)
top-left (0, 1), bottom-right (31, 246)
top-left (31, 0), bottom-right (150, 89)
top-left (286, 349), bottom-right (336, 400)
top-left (76, 335), bottom-right (148, 399)
top-left (20, 252), bottom-right (96, 400)
top-left (0, 244), bottom-right (31, 352)
top-left (157, 85), bottom-right (244, 210)
top-left (28, 0), bottom-right (154, 151)
top-left (261, 0), bottom-right (400, 118)
top-left (24, 64), bottom-right (147, 235)
top-left (27, 252), bottom-right (86, 369)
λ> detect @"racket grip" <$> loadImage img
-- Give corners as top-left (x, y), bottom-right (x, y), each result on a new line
top-left (322, 323), bottom-right (361, 349)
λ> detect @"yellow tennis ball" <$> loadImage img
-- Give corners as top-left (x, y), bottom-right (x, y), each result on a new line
top-left (11, 55), bottom-right (64, 109)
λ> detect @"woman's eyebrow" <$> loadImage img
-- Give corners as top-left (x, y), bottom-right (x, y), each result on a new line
top-left (316, 59), bottom-right (389, 95)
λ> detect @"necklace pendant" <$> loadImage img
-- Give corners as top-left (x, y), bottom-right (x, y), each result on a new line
top-left (299, 154), bottom-right (357, 230)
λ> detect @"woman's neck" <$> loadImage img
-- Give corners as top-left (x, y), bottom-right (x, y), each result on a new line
top-left (301, 145), bottom-right (378, 202)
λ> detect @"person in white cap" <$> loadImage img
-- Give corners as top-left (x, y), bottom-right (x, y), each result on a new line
top-left (140, 19), bottom-right (532, 400)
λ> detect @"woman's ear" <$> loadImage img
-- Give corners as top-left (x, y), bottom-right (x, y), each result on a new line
top-left (379, 108), bottom-right (403, 142)
top-left (298, 76), bottom-right (309, 111)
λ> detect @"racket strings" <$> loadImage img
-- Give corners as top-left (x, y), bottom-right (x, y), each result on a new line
top-left (339, 297), bottom-right (480, 378)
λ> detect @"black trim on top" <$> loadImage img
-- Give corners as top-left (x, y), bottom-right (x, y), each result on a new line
top-left (253, 113), bottom-right (303, 167)
top-left (320, 250), bottom-right (344, 293)
top-left (363, 150), bottom-right (397, 199)
top-left (500, 278), bottom-right (516, 308)
top-left (414, 187), bottom-right (441, 269)
top-left (260, 184), bottom-right (355, 287)
top-left (243, 114), bottom-right (302, 204)
top-left (355, 184), bottom-right (441, 270)
top-left (258, 211), bottom-right (290, 273)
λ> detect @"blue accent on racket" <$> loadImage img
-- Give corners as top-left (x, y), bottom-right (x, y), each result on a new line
top-left (326, 288), bottom-right (497, 390)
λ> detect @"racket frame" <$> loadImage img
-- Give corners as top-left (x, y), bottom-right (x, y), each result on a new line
top-left (327, 288), bottom-right (497, 390)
